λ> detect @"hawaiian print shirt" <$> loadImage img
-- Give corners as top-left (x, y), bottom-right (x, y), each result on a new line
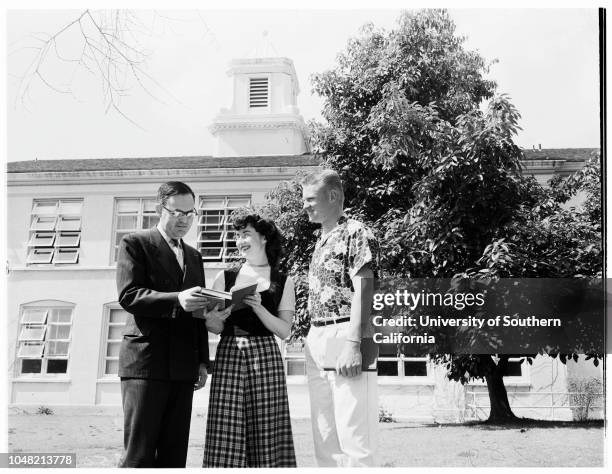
top-left (307, 216), bottom-right (379, 327)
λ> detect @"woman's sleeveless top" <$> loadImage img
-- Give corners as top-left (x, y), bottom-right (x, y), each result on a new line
top-left (221, 266), bottom-right (287, 337)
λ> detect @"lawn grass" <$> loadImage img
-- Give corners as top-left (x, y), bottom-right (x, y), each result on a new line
top-left (8, 406), bottom-right (604, 467)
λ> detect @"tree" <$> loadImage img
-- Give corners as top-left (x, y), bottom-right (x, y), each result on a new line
top-left (270, 9), bottom-right (602, 422)
top-left (11, 10), bottom-right (215, 126)
top-left (230, 175), bottom-right (318, 339)
top-left (437, 153), bottom-right (603, 422)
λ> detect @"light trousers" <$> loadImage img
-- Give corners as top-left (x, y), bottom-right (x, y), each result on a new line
top-left (305, 323), bottom-right (379, 467)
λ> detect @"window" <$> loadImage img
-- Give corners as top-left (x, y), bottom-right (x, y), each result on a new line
top-left (27, 199), bottom-right (83, 265)
top-left (100, 307), bottom-right (129, 376)
top-left (283, 340), bottom-right (306, 376)
top-left (501, 357), bottom-right (524, 377)
top-left (112, 198), bottom-right (160, 262)
top-left (197, 195), bottom-right (251, 262)
top-left (277, 340), bottom-right (429, 380)
top-left (17, 303), bottom-right (73, 376)
top-left (377, 343), bottom-right (429, 378)
top-left (249, 77), bottom-right (269, 108)
top-left (100, 308), bottom-right (228, 376)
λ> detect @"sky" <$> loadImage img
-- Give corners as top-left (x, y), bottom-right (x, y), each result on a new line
top-left (5, 7), bottom-right (601, 162)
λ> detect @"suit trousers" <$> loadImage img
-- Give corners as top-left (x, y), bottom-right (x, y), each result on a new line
top-left (119, 378), bottom-right (194, 468)
top-left (305, 323), bottom-right (379, 467)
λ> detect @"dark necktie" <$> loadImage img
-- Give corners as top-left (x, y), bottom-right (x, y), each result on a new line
top-left (169, 239), bottom-right (184, 273)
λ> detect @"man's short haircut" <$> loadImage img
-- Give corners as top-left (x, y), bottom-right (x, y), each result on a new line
top-left (157, 181), bottom-right (195, 205)
top-left (301, 169), bottom-right (344, 203)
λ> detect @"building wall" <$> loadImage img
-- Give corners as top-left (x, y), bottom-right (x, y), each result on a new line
top-left (6, 174), bottom-right (292, 405)
top-left (214, 127), bottom-right (307, 158)
top-left (6, 160), bottom-right (602, 420)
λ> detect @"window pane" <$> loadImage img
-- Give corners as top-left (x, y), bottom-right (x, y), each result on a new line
top-left (31, 216), bottom-right (57, 231)
top-left (59, 200), bottom-right (82, 215)
top-left (46, 341), bottom-right (69, 357)
top-left (200, 212), bottom-right (224, 226)
top-left (199, 231), bottom-right (224, 242)
top-left (58, 217), bottom-right (81, 231)
top-left (287, 359), bottom-right (306, 376)
top-left (200, 248), bottom-right (223, 259)
top-left (404, 361), bottom-right (427, 376)
top-left (21, 359), bottom-right (42, 373)
top-left (106, 342), bottom-right (121, 357)
top-left (18, 342), bottom-right (44, 358)
top-left (377, 360), bottom-right (399, 376)
top-left (109, 309), bottom-right (129, 324)
top-left (48, 325), bottom-right (71, 340)
top-left (21, 308), bottom-right (48, 324)
top-left (117, 199), bottom-right (140, 213)
top-left (49, 308), bottom-right (72, 323)
top-left (377, 343), bottom-right (399, 357)
top-left (108, 325), bottom-right (124, 340)
top-left (116, 215), bottom-right (137, 230)
top-left (199, 197), bottom-right (225, 209)
top-left (28, 232), bottom-right (56, 247)
top-left (285, 342), bottom-right (304, 354)
top-left (142, 215), bottom-right (159, 229)
top-left (52, 249), bottom-right (79, 263)
top-left (142, 199), bottom-right (157, 212)
top-left (32, 201), bottom-right (58, 215)
top-left (27, 248), bottom-right (54, 264)
top-left (56, 232), bottom-right (81, 247)
top-left (226, 197), bottom-right (250, 208)
top-left (19, 325), bottom-right (46, 341)
top-left (503, 361), bottom-right (523, 377)
top-left (47, 359), bottom-right (68, 374)
top-left (105, 359), bottom-right (119, 375)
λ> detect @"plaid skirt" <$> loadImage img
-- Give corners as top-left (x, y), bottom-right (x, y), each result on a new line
top-left (203, 335), bottom-right (297, 467)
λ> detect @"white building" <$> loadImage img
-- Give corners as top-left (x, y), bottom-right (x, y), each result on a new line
top-left (5, 56), bottom-right (601, 421)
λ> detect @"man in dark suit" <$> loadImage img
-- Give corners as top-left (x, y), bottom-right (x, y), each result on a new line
top-left (116, 181), bottom-right (226, 467)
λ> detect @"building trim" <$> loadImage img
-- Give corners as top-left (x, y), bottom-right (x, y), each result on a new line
top-left (7, 165), bottom-right (318, 186)
top-left (209, 118), bottom-right (307, 135)
top-left (8, 266), bottom-right (117, 272)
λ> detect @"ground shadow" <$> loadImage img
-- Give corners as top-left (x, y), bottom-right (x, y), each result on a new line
top-left (464, 418), bottom-right (604, 431)
top-left (382, 419), bottom-right (603, 431)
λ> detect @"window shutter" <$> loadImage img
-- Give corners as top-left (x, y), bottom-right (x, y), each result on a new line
top-left (249, 77), bottom-right (268, 108)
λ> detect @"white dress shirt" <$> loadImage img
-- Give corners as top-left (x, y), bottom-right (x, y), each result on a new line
top-left (157, 224), bottom-right (184, 272)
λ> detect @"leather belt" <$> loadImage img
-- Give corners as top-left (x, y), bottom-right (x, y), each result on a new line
top-left (312, 317), bottom-right (351, 327)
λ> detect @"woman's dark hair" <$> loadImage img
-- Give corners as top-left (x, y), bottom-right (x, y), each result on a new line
top-left (232, 214), bottom-right (284, 269)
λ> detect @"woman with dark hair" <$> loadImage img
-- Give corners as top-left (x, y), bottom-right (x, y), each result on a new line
top-left (202, 214), bottom-right (297, 467)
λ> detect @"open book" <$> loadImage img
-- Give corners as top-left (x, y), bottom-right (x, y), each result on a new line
top-left (196, 282), bottom-right (258, 313)
top-left (322, 337), bottom-right (379, 372)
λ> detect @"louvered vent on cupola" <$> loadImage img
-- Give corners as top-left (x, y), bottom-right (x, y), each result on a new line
top-left (249, 77), bottom-right (269, 108)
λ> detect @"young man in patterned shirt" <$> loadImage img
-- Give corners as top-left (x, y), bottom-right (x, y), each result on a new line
top-left (301, 169), bottom-right (379, 467)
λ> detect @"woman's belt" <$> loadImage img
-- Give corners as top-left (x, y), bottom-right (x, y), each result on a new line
top-left (311, 316), bottom-right (351, 327)
top-left (221, 325), bottom-right (273, 337)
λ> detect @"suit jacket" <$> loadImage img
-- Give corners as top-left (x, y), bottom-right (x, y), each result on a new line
top-left (116, 227), bottom-right (209, 382)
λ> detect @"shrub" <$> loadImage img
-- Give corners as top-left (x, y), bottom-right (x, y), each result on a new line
top-left (567, 376), bottom-right (603, 421)
top-left (36, 406), bottom-right (54, 415)
top-left (379, 405), bottom-right (396, 423)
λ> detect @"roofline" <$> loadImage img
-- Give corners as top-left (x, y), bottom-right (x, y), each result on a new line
top-left (7, 164), bottom-right (321, 187)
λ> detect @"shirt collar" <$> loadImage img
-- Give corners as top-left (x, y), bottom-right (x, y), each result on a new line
top-left (317, 214), bottom-right (348, 245)
top-left (157, 224), bottom-right (181, 247)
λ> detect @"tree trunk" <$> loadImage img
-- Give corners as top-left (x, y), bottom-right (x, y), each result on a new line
top-left (482, 355), bottom-right (518, 423)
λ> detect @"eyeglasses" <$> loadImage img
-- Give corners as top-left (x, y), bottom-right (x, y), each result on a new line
top-left (161, 205), bottom-right (197, 218)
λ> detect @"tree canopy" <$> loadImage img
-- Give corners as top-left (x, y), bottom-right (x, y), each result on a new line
top-left (250, 9), bottom-right (602, 422)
